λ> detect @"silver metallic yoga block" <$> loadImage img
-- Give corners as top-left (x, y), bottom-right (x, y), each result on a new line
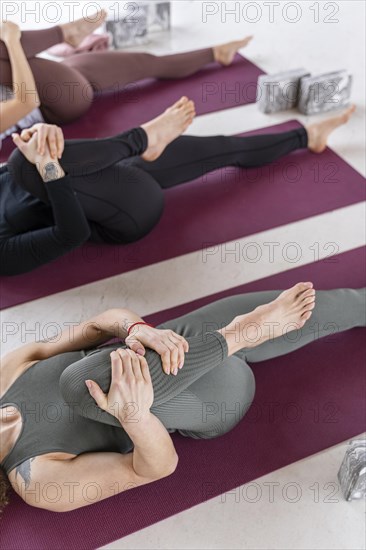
top-left (106, 2), bottom-right (171, 48)
top-left (338, 439), bottom-right (366, 501)
top-left (256, 69), bottom-right (310, 114)
top-left (298, 70), bottom-right (352, 115)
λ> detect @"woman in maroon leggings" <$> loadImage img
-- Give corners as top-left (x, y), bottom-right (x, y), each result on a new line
top-left (0, 11), bottom-right (253, 132)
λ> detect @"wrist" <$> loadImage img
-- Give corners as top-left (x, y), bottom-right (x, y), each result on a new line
top-left (119, 410), bottom-right (153, 436)
top-left (36, 157), bottom-right (65, 182)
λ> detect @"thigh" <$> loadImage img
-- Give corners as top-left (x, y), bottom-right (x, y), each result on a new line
top-left (30, 58), bottom-right (93, 123)
top-left (151, 355), bottom-right (256, 439)
top-left (158, 291), bottom-right (283, 337)
top-left (70, 163), bottom-right (165, 243)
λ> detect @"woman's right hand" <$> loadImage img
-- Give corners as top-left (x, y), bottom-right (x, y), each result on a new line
top-left (0, 21), bottom-right (21, 43)
top-left (18, 123), bottom-right (65, 159)
top-left (12, 131), bottom-right (48, 166)
top-left (85, 349), bottom-right (154, 426)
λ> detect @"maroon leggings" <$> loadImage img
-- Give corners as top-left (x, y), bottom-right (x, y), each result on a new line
top-left (0, 26), bottom-right (214, 124)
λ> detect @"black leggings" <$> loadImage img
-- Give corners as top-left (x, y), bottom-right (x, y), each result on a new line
top-left (9, 126), bottom-right (308, 243)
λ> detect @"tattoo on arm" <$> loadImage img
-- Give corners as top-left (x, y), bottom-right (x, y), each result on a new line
top-left (43, 162), bottom-right (60, 182)
top-left (15, 458), bottom-right (35, 489)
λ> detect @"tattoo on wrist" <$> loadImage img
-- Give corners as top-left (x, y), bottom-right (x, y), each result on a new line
top-left (42, 162), bottom-right (60, 182)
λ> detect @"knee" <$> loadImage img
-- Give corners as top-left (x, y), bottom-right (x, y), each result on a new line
top-left (114, 166), bottom-right (165, 242)
top-left (204, 361), bottom-right (256, 439)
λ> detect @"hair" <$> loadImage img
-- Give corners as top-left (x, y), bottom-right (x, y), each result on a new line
top-left (0, 466), bottom-right (10, 516)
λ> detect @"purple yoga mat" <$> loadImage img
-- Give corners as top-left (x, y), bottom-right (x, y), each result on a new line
top-left (1, 247), bottom-right (365, 550)
top-left (0, 54), bottom-right (264, 161)
top-left (1, 120), bottom-right (365, 310)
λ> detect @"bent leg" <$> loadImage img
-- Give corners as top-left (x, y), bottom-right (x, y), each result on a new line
top-left (151, 355), bottom-right (255, 439)
top-left (0, 56), bottom-right (93, 124)
top-left (62, 48), bottom-right (214, 91)
top-left (128, 130), bottom-right (308, 189)
top-left (60, 331), bottom-right (229, 427)
top-left (7, 128), bottom-right (147, 203)
top-left (0, 26), bottom-right (63, 60)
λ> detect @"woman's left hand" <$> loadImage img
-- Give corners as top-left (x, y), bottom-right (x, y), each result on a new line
top-left (125, 324), bottom-right (189, 376)
top-left (19, 123), bottom-right (64, 159)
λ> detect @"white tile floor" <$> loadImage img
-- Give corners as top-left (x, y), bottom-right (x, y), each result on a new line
top-left (1, 1), bottom-right (365, 549)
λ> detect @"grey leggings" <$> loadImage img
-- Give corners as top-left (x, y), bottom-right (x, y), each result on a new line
top-left (60, 288), bottom-right (365, 440)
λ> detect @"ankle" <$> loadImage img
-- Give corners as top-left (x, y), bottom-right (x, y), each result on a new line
top-left (218, 315), bottom-right (260, 356)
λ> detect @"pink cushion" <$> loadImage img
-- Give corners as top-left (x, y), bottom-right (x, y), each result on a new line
top-left (47, 33), bottom-right (110, 57)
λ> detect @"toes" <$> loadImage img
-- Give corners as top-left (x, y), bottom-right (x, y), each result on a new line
top-left (301, 289), bottom-right (316, 301)
top-left (301, 310), bottom-right (313, 322)
top-left (176, 96), bottom-right (189, 107)
top-left (302, 296), bottom-right (316, 308)
top-left (292, 282), bottom-right (313, 297)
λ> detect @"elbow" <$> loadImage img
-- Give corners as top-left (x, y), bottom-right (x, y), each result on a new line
top-left (159, 452), bottom-right (179, 479)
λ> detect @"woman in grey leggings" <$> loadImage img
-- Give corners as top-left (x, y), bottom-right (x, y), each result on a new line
top-left (0, 283), bottom-right (364, 512)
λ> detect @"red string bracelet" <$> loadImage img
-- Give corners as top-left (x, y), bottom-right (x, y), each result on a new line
top-left (127, 322), bottom-right (154, 336)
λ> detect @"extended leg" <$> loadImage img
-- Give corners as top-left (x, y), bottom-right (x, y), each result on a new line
top-left (128, 130), bottom-right (308, 189)
top-left (62, 48), bottom-right (215, 91)
top-left (158, 288), bottom-right (366, 363)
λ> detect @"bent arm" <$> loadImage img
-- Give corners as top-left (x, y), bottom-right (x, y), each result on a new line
top-left (2, 308), bottom-right (146, 367)
top-left (0, 37), bottom-right (40, 133)
top-left (0, 174), bottom-right (91, 276)
top-left (13, 413), bottom-right (178, 512)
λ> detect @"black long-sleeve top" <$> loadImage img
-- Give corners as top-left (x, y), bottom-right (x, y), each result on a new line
top-left (0, 165), bottom-right (91, 276)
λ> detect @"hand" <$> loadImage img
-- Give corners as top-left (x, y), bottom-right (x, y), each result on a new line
top-left (12, 131), bottom-right (49, 166)
top-left (18, 123), bottom-right (64, 159)
top-left (0, 21), bottom-right (21, 43)
top-left (85, 349), bottom-right (154, 425)
top-left (125, 325), bottom-right (189, 376)
top-left (12, 131), bottom-right (65, 182)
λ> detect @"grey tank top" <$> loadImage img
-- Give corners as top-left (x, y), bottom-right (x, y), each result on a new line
top-left (0, 347), bottom-right (133, 475)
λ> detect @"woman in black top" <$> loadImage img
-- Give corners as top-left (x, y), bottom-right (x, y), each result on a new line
top-left (0, 99), bottom-right (355, 276)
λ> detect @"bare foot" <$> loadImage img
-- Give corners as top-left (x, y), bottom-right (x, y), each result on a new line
top-left (219, 282), bottom-right (316, 355)
top-left (306, 104), bottom-right (356, 154)
top-left (61, 9), bottom-right (107, 47)
top-left (213, 36), bottom-right (254, 66)
top-left (141, 97), bottom-right (196, 162)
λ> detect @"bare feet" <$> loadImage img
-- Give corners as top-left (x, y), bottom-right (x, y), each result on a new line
top-left (61, 9), bottom-right (107, 47)
top-left (141, 97), bottom-right (196, 162)
top-left (213, 36), bottom-right (253, 66)
top-left (219, 282), bottom-right (316, 355)
top-left (307, 104), bottom-right (356, 154)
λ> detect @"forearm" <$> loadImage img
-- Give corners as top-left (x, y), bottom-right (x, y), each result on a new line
top-left (122, 412), bottom-right (178, 480)
top-left (6, 38), bottom-right (40, 107)
top-left (35, 156), bottom-right (65, 182)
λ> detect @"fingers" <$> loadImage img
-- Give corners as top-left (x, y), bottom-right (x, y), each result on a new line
top-left (110, 350), bottom-right (123, 381)
top-left (85, 379), bottom-right (107, 410)
top-left (125, 336), bottom-right (146, 356)
top-left (47, 125), bottom-right (58, 159)
top-left (117, 348), bottom-right (145, 382)
top-left (20, 129), bottom-right (33, 142)
top-left (11, 133), bottom-right (26, 154)
top-left (33, 124), bottom-right (63, 158)
top-left (162, 331), bottom-right (188, 375)
top-left (139, 355), bottom-right (151, 384)
top-left (56, 126), bottom-right (65, 159)
top-left (37, 125), bottom-right (47, 156)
